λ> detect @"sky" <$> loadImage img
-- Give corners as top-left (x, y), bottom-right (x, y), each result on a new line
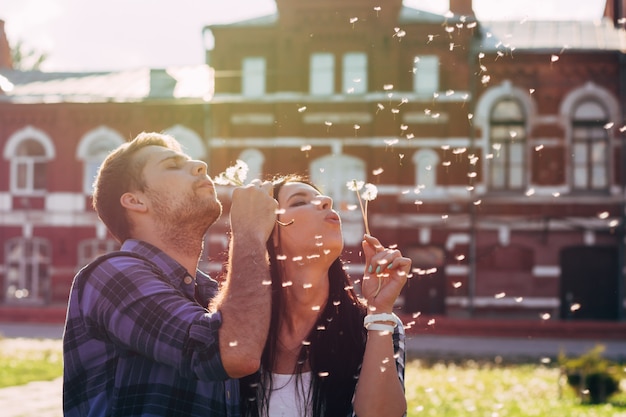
top-left (1, 0), bottom-right (609, 72)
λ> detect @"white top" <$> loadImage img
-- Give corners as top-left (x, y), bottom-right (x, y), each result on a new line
top-left (267, 371), bottom-right (312, 417)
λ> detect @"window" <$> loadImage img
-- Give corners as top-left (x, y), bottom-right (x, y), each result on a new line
top-left (238, 149), bottom-right (265, 183)
top-left (77, 127), bottom-right (125, 195)
top-left (242, 57), bottom-right (266, 97)
top-left (488, 98), bottom-right (527, 191)
top-left (310, 53), bottom-right (335, 95)
top-left (413, 55), bottom-right (439, 96)
top-left (342, 52), bottom-right (367, 94)
top-left (4, 126), bottom-right (54, 195)
top-left (571, 100), bottom-right (609, 192)
top-left (77, 239), bottom-right (119, 269)
top-left (310, 154), bottom-right (366, 246)
top-left (413, 149), bottom-right (439, 190)
top-left (4, 237), bottom-right (51, 304)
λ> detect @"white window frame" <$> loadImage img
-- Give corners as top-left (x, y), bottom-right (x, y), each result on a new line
top-left (413, 55), bottom-right (439, 96)
top-left (342, 52), bottom-right (367, 94)
top-left (310, 53), bottom-right (335, 96)
top-left (3, 126), bottom-right (55, 196)
top-left (242, 57), bottom-right (266, 97)
top-left (4, 237), bottom-right (51, 304)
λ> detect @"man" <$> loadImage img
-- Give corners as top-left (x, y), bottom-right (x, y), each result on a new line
top-left (63, 132), bottom-right (277, 416)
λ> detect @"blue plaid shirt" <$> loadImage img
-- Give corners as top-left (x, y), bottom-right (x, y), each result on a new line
top-left (63, 239), bottom-right (239, 417)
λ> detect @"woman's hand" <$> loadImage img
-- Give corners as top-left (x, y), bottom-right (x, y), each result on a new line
top-left (361, 234), bottom-right (411, 313)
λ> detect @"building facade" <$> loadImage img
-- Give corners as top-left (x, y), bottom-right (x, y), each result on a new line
top-left (0, 0), bottom-right (625, 321)
top-left (204, 0), bottom-right (626, 320)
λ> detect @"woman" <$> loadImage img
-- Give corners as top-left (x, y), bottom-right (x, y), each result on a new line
top-left (240, 175), bottom-right (410, 417)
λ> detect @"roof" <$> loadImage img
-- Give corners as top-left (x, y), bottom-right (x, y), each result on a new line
top-left (0, 65), bottom-right (213, 104)
top-left (479, 18), bottom-right (626, 52)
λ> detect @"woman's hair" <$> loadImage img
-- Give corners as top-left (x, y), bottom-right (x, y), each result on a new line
top-left (240, 174), bottom-right (368, 417)
top-left (91, 131), bottom-right (181, 242)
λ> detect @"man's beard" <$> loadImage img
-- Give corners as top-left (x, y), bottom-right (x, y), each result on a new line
top-left (147, 187), bottom-right (222, 256)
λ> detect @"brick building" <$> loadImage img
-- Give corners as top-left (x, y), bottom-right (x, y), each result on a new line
top-left (0, 0), bottom-right (625, 321)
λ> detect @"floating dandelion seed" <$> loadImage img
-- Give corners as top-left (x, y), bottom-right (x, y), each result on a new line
top-left (442, 214), bottom-right (448, 220)
top-left (383, 84), bottom-right (394, 91)
top-left (453, 282), bottom-right (462, 288)
top-left (311, 304), bottom-right (320, 310)
top-left (301, 144), bottom-right (312, 152)
top-left (262, 280), bottom-right (272, 286)
top-left (552, 192), bottom-right (560, 197)
top-left (325, 121), bottom-right (333, 127)
top-left (384, 138), bottom-right (399, 146)
top-left (214, 159), bottom-right (249, 186)
top-left (400, 124), bottom-right (408, 131)
top-left (495, 292), bottom-right (505, 299)
top-left (529, 88), bottom-right (535, 94)
top-left (515, 297), bottom-right (523, 302)
top-left (456, 254), bottom-right (465, 261)
top-left (598, 211), bottom-right (610, 219)
top-left (540, 313), bottom-right (551, 320)
top-left (570, 303), bottom-right (581, 312)
top-left (318, 371), bottom-right (330, 378)
top-left (551, 55), bottom-right (559, 62)
top-left (541, 357), bottom-right (551, 364)
top-left (282, 281), bottom-right (293, 287)
top-left (349, 17), bottom-right (358, 24)
top-left (481, 75), bottom-right (491, 85)
top-left (535, 144), bottom-right (544, 151)
top-left (604, 122), bottom-right (614, 130)
top-left (473, 200), bottom-right (481, 205)
top-left (377, 103), bottom-right (385, 111)
top-left (298, 106), bottom-right (307, 113)
top-left (229, 341), bottom-right (238, 347)
top-left (609, 219), bottom-right (619, 228)
top-left (354, 124), bottom-right (360, 130)
top-left (406, 133), bottom-right (414, 139)
top-left (427, 319), bottom-right (436, 326)
top-left (372, 168), bottom-right (384, 176)
top-left (525, 188), bottom-right (535, 197)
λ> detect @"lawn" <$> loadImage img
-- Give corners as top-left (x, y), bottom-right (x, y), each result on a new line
top-left (0, 337), bottom-right (63, 388)
top-left (405, 358), bottom-right (626, 417)
top-left (1, 337), bottom-right (625, 416)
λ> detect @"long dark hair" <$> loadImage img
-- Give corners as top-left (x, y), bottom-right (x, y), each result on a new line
top-left (240, 175), bottom-right (368, 417)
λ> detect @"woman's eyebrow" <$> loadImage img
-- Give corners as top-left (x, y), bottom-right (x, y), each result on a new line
top-left (285, 190), bottom-right (319, 202)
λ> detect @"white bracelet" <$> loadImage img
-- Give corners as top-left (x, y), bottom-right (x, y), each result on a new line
top-left (365, 322), bottom-right (395, 333)
top-left (364, 313), bottom-right (397, 328)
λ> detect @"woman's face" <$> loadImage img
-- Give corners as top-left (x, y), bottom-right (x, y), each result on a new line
top-left (273, 182), bottom-right (344, 263)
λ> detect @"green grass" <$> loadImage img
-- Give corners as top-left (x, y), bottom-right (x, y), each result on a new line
top-left (405, 359), bottom-right (626, 417)
top-left (1, 338), bottom-right (625, 417)
top-left (0, 338), bottom-right (63, 388)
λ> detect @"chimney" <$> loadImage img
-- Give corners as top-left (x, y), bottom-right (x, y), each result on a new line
top-left (604, 0), bottom-right (626, 28)
top-left (449, 0), bottom-right (475, 17)
top-left (0, 20), bottom-right (13, 69)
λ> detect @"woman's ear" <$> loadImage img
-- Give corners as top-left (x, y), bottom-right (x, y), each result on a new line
top-left (120, 192), bottom-right (148, 213)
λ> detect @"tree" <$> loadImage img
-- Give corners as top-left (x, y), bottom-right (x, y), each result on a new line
top-left (11, 40), bottom-right (47, 71)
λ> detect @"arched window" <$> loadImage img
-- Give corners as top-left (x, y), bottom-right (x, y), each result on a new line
top-left (3, 126), bottom-right (55, 195)
top-left (488, 98), bottom-right (527, 191)
top-left (571, 100), bottom-right (609, 192)
top-left (77, 127), bottom-right (125, 195)
top-left (164, 125), bottom-right (206, 160)
top-left (4, 237), bottom-right (51, 304)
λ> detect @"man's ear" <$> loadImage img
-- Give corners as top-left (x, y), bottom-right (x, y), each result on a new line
top-left (120, 192), bottom-right (148, 213)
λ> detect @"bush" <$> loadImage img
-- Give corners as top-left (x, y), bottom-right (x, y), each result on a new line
top-left (559, 345), bottom-right (623, 404)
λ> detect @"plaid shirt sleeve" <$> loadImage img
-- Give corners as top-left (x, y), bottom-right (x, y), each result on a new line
top-left (78, 256), bottom-right (228, 380)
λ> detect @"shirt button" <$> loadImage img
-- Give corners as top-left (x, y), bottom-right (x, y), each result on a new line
top-left (184, 276), bottom-right (193, 285)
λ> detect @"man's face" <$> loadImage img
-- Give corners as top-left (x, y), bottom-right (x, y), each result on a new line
top-left (135, 145), bottom-right (222, 233)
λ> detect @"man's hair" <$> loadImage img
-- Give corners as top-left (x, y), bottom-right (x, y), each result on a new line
top-left (92, 131), bottom-right (182, 243)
